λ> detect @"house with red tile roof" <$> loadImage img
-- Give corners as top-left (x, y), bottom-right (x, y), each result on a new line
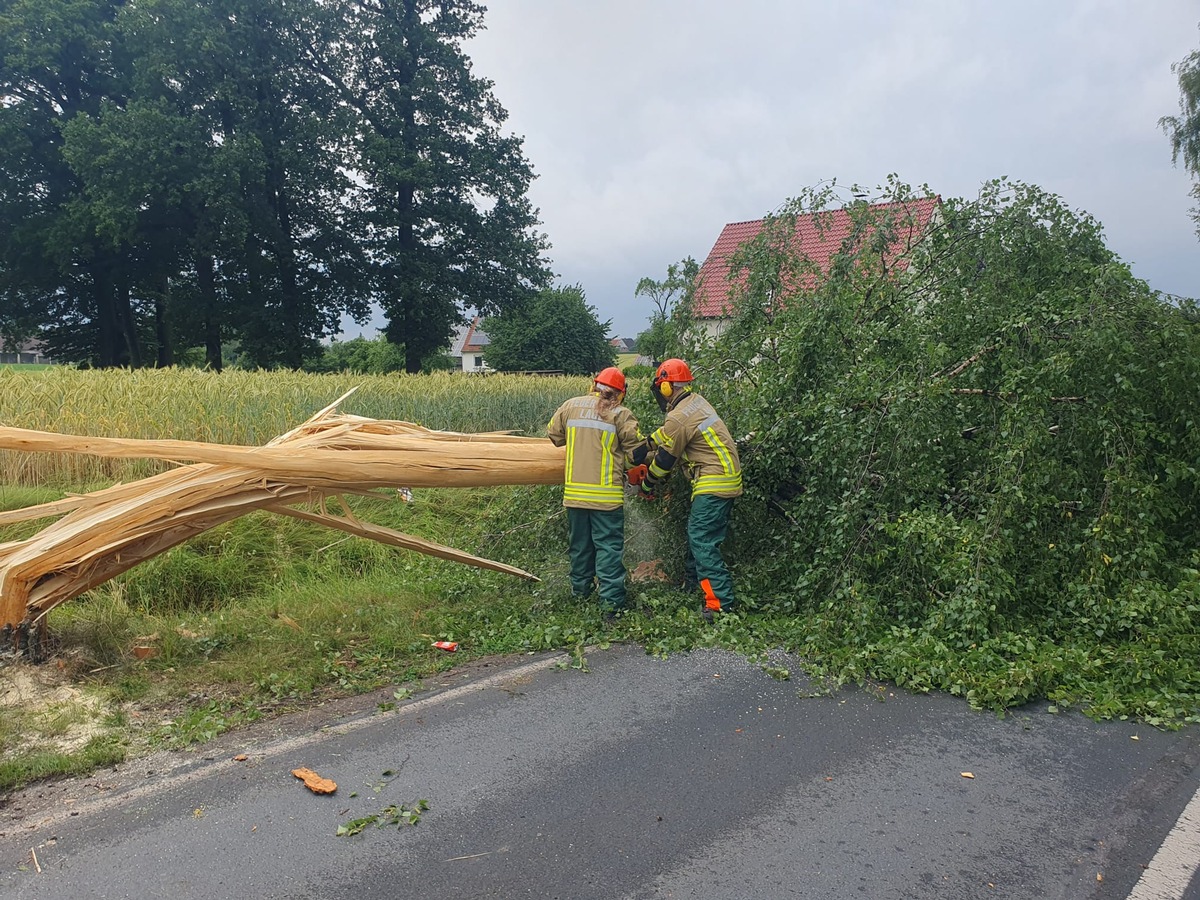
top-left (449, 316), bottom-right (492, 373)
top-left (690, 197), bottom-right (942, 338)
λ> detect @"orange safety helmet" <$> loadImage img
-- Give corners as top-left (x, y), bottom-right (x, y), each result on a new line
top-left (652, 358), bottom-right (693, 398)
top-left (594, 366), bottom-right (627, 393)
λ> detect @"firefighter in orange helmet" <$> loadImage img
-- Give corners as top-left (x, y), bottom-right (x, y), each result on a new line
top-left (630, 358), bottom-right (742, 621)
top-left (547, 367), bottom-right (642, 616)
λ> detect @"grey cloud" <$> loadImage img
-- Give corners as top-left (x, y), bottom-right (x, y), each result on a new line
top-left (461, 1), bottom-right (1200, 338)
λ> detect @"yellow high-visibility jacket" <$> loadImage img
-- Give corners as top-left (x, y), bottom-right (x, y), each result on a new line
top-left (647, 392), bottom-right (742, 499)
top-left (547, 393), bottom-right (642, 510)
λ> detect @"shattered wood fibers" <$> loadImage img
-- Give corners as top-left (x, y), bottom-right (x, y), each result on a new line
top-left (0, 392), bottom-right (564, 633)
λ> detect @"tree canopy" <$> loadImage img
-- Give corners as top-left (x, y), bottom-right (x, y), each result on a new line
top-left (304, 335), bottom-right (405, 375)
top-left (1162, 28), bottom-right (1200, 236)
top-left (0, 0), bottom-right (550, 369)
top-left (483, 285), bottom-right (615, 375)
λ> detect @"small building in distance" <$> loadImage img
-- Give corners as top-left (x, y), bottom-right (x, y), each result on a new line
top-left (609, 336), bottom-right (636, 353)
top-left (449, 317), bottom-right (491, 373)
top-left (0, 338), bottom-right (53, 365)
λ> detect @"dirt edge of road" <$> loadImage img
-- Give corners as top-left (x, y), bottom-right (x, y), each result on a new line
top-left (0, 648), bottom-right (570, 839)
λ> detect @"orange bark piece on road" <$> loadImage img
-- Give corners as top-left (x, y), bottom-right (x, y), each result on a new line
top-left (292, 767), bottom-right (337, 794)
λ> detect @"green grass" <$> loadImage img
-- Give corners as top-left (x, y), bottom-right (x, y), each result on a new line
top-left (0, 368), bottom-right (752, 792)
top-left (0, 736), bottom-right (126, 793)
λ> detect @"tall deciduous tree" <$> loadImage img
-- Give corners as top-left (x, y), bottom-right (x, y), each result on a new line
top-left (0, 0), bottom-right (136, 366)
top-left (296, 0), bottom-right (552, 373)
top-left (634, 257), bottom-right (698, 364)
top-left (66, 0), bottom-right (366, 370)
top-left (483, 285), bottom-right (615, 375)
top-left (1161, 31), bottom-right (1200, 236)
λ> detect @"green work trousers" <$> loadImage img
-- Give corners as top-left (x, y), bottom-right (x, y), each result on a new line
top-left (567, 507), bottom-right (626, 610)
top-left (683, 494), bottom-right (736, 611)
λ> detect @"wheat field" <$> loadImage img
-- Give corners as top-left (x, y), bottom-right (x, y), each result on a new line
top-left (0, 368), bottom-right (590, 487)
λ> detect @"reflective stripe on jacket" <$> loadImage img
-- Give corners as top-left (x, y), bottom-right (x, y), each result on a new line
top-left (547, 393), bottom-right (642, 510)
top-left (648, 392), bottom-right (742, 499)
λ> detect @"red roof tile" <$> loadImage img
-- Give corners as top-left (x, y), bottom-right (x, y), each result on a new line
top-left (692, 197), bottom-right (941, 319)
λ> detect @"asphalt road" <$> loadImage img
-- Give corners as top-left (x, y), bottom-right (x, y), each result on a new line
top-left (1, 643), bottom-right (1198, 900)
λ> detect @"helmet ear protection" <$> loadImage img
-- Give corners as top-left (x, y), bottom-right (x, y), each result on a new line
top-left (655, 359), bottom-right (692, 392)
top-left (654, 359), bottom-right (691, 406)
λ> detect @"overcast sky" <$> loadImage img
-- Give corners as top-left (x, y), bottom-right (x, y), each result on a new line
top-left (351, 1), bottom-right (1200, 341)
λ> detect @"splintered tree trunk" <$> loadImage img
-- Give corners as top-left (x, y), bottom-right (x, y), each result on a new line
top-left (0, 393), bottom-right (564, 650)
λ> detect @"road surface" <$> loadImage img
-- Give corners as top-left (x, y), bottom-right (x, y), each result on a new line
top-left (1, 643), bottom-right (1198, 899)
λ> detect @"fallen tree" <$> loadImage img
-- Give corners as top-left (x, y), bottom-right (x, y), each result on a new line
top-left (0, 390), bottom-right (563, 652)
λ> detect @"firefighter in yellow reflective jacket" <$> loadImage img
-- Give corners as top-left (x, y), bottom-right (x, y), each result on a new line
top-left (547, 367), bottom-right (642, 614)
top-left (630, 358), bottom-right (742, 621)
